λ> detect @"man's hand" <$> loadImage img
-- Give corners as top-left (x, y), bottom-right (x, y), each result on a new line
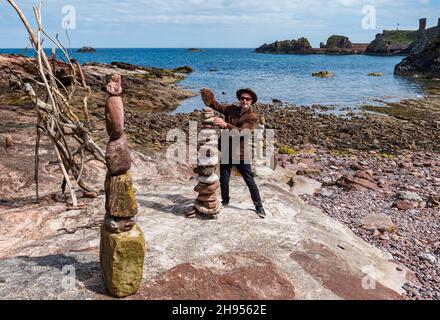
top-left (200, 88), bottom-right (215, 107)
top-left (213, 117), bottom-right (228, 129)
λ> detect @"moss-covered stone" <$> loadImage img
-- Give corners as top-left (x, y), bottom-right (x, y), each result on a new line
top-left (105, 171), bottom-right (138, 218)
top-left (100, 223), bottom-right (146, 298)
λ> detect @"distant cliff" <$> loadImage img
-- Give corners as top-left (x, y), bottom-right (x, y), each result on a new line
top-left (255, 37), bottom-right (313, 54)
top-left (366, 18), bottom-right (440, 56)
top-left (365, 30), bottom-right (417, 56)
top-left (255, 35), bottom-right (367, 55)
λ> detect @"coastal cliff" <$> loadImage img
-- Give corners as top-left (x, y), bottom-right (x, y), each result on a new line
top-left (366, 18), bottom-right (440, 56)
top-left (394, 34), bottom-right (440, 79)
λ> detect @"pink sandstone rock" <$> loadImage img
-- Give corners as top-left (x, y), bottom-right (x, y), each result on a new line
top-left (105, 96), bottom-right (124, 139)
top-left (106, 134), bottom-right (132, 175)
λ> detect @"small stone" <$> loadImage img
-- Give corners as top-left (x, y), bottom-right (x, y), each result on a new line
top-left (83, 191), bottom-right (98, 199)
top-left (100, 223), bottom-right (145, 297)
top-left (394, 200), bottom-right (414, 210)
top-left (105, 172), bottom-right (138, 218)
top-left (194, 181), bottom-right (220, 194)
top-left (195, 199), bottom-right (219, 209)
top-left (418, 252), bottom-right (437, 264)
top-left (106, 135), bottom-right (132, 175)
top-left (303, 168), bottom-right (321, 177)
top-left (196, 173), bottom-right (219, 184)
top-left (202, 118), bottom-right (214, 125)
top-left (197, 193), bottom-right (218, 202)
top-left (194, 202), bottom-right (220, 215)
top-left (104, 216), bottom-right (135, 233)
top-left (193, 166), bottom-right (217, 176)
top-left (355, 170), bottom-right (373, 181)
top-left (397, 191), bottom-right (423, 203)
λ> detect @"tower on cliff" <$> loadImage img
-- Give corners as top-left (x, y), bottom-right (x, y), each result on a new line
top-left (419, 18), bottom-right (427, 31)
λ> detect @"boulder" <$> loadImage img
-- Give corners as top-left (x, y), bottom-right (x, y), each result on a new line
top-left (289, 176), bottom-right (322, 196)
top-left (100, 224), bottom-right (146, 297)
top-left (105, 172), bottom-right (138, 218)
top-left (336, 174), bottom-right (379, 191)
top-left (106, 135), bottom-right (132, 175)
top-left (360, 213), bottom-right (396, 233)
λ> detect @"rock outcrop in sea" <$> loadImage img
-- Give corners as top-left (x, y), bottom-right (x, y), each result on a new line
top-left (256, 35), bottom-right (367, 55)
top-left (77, 46), bottom-right (96, 53)
top-left (255, 37), bottom-right (313, 54)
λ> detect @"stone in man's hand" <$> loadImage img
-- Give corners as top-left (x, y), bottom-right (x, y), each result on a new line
top-left (200, 88), bottom-right (215, 107)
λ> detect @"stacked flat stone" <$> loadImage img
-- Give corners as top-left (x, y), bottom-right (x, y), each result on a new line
top-left (192, 107), bottom-right (221, 218)
top-left (100, 73), bottom-right (146, 298)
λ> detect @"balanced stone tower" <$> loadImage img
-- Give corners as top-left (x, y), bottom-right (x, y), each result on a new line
top-left (100, 73), bottom-right (146, 297)
top-left (191, 107), bottom-right (221, 218)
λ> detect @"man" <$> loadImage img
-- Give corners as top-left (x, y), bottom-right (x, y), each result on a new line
top-left (200, 87), bottom-right (266, 218)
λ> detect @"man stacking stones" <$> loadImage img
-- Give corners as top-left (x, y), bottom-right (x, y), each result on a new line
top-left (186, 107), bottom-right (221, 219)
top-left (100, 73), bottom-right (146, 298)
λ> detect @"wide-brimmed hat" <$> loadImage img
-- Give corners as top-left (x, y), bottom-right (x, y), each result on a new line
top-left (236, 88), bottom-right (258, 104)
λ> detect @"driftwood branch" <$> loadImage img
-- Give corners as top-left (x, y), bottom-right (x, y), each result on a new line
top-left (8, 0), bottom-right (105, 205)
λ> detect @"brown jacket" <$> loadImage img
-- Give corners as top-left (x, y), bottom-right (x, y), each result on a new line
top-left (209, 100), bottom-right (258, 162)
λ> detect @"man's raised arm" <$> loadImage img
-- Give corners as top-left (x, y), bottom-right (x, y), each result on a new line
top-left (200, 88), bottom-right (229, 114)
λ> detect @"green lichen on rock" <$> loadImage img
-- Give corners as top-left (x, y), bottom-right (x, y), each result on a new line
top-left (100, 223), bottom-right (146, 298)
top-left (105, 171), bottom-right (138, 218)
top-left (279, 145), bottom-right (297, 155)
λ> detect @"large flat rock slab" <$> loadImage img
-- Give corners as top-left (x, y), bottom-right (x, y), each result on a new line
top-left (0, 154), bottom-right (415, 299)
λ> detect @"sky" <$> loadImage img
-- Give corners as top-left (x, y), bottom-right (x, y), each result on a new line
top-left (0, 0), bottom-right (439, 48)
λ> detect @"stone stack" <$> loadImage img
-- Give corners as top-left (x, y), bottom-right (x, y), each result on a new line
top-left (191, 107), bottom-right (221, 218)
top-left (100, 73), bottom-right (146, 298)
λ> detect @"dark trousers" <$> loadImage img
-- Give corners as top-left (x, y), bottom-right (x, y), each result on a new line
top-left (220, 162), bottom-right (263, 209)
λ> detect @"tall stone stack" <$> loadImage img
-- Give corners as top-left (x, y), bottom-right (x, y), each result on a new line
top-left (100, 73), bottom-right (146, 298)
top-left (192, 107), bottom-right (221, 219)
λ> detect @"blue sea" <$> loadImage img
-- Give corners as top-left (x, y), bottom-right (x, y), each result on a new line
top-left (0, 48), bottom-right (427, 113)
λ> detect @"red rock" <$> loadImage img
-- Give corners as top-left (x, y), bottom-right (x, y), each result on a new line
top-left (5, 131), bottom-right (12, 148)
top-left (83, 191), bottom-right (98, 198)
top-left (195, 199), bottom-right (219, 209)
top-left (130, 252), bottom-right (295, 300)
top-left (197, 193), bottom-right (218, 202)
top-left (194, 181), bottom-right (219, 194)
top-left (106, 135), bottom-right (132, 175)
top-left (105, 96), bottom-right (124, 139)
top-left (336, 174), bottom-right (379, 191)
top-left (290, 240), bottom-right (401, 300)
top-left (395, 200), bottom-right (414, 210)
top-left (355, 170), bottom-right (373, 181)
